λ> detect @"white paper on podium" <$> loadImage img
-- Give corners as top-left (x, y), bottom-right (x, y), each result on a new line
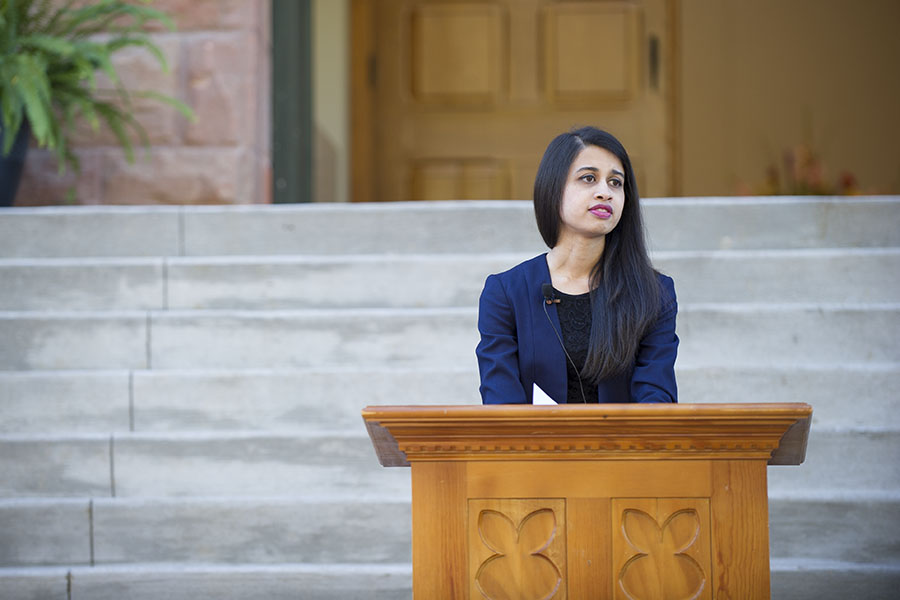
top-left (532, 383), bottom-right (558, 405)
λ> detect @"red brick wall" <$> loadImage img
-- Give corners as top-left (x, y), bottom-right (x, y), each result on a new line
top-left (17, 0), bottom-right (271, 206)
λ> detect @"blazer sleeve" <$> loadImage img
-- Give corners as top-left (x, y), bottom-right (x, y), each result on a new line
top-left (630, 275), bottom-right (679, 403)
top-left (476, 273), bottom-right (528, 404)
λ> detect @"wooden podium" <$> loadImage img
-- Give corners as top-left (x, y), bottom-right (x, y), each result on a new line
top-left (362, 403), bottom-right (811, 600)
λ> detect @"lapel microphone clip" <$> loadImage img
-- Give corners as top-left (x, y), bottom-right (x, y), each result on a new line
top-left (541, 283), bottom-right (560, 304)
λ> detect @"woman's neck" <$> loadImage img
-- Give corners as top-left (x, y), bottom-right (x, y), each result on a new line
top-left (546, 235), bottom-right (605, 295)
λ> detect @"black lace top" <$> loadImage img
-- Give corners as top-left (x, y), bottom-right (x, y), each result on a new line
top-left (554, 288), bottom-right (599, 403)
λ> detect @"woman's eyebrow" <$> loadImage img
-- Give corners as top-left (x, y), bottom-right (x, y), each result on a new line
top-left (575, 166), bottom-right (625, 178)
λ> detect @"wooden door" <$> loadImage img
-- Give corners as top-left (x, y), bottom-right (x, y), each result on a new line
top-left (352, 0), bottom-right (674, 202)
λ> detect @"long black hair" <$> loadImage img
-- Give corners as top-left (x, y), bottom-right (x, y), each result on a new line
top-left (534, 126), bottom-right (662, 382)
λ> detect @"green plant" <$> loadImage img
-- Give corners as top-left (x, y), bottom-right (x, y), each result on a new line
top-left (0, 0), bottom-right (192, 173)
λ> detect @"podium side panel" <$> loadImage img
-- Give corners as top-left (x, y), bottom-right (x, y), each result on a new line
top-left (710, 460), bottom-right (770, 599)
top-left (412, 461), bottom-right (467, 599)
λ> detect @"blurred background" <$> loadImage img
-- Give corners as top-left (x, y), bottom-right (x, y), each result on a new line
top-left (11, 0), bottom-right (900, 206)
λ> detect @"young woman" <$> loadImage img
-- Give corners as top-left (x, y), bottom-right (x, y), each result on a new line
top-left (476, 127), bottom-right (678, 404)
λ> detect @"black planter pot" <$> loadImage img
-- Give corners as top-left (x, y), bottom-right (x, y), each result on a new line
top-left (0, 121), bottom-right (31, 207)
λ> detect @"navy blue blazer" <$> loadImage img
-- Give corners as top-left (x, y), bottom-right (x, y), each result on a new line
top-left (476, 254), bottom-right (678, 404)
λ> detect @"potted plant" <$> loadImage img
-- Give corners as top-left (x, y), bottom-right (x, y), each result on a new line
top-left (0, 0), bottom-right (192, 206)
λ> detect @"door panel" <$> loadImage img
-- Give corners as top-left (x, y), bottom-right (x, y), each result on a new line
top-left (354, 0), bottom-right (672, 202)
top-left (411, 3), bottom-right (506, 104)
top-left (544, 2), bottom-right (640, 103)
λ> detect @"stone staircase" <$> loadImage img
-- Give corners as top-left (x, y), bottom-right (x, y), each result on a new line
top-left (1, 197), bottom-right (899, 599)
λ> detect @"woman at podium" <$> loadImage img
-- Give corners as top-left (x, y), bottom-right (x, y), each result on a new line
top-left (476, 127), bottom-right (678, 405)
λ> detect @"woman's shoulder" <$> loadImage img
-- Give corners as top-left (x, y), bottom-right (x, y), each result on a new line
top-left (482, 254), bottom-right (547, 300)
top-left (653, 270), bottom-right (678, 312)
top-left (491, 254), bottom-right (548, 282)
top-left (655, 270), bottom-right (675, 291)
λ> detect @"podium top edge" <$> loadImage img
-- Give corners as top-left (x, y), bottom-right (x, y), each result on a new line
top-left (361, 403), bottom-right (813, 466)
top-left (361, 403), bottom-right (812, 421)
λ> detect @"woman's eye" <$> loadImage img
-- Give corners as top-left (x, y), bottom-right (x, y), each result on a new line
top-left (581, 174), bottom-right (595, 183)
top-left (609, 179), bottom-right (622, 188)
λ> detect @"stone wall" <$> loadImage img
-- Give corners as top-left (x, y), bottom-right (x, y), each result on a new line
top-left (16, 0), bottom-right (271, 206)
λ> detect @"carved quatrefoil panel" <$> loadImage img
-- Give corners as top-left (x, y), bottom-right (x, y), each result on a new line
top-left (612, 498), bottom-right (712, 600)
top-left (468, 498), bottom-right (567, 600)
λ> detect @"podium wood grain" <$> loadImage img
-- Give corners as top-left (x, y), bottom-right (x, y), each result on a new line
top-left (364, 404), bottom-right (811, 599)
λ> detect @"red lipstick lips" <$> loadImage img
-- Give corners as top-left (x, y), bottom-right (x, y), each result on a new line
top-left (589, 203), bottom-right (613, 219)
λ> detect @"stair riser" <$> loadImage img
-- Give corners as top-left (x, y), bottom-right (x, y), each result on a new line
top-left (1, 568), bottom-right (413, 600)
top-left (3, 251), bottom-right (897, 310)
top-left (94, 502), bottom-right (411, 566)
top-left (771, 566), bottom-right (900, 600)
top-left (148, 311), bottom-right (479, 370)
top-left (1, 571), bottom-right (68, 600)
top-left (2, 497), bottom-right (895, 568)
top-left (4, 566), bottom-right (898, 600)
top-left (677, 306), bottom-right (900, 367)
top-left (2, 199), bottom-right (898, 258)
top-left (109, 436), bottom-right (411, 499)
top-left (0, 370), bottom-right (480, 434)
top-left (0, 440), bottom-right (111, 498)
top-left (0, 501), bottom-right (91, 566)
top-left (1, 431), bottom-right (894, 498)
top-left (0, 373), bottom-right (131, 433)
top-left (768, 430), bottom-right (900, 493)
top-left (128, 368), bottom-right (900, 431)
top-left (644, 198), bottom-right (900, 251)
top-left (680, 367), bottom-right (900, 429)
top-left (2, 307), bottom-right (897, 370)
top-left (0, 502), bottom-right (411, 568)
top-left (129, 370), bottom-right (479, 433)
top-left (769, 499), bottom-right (900, 564)
top-left (0, 262), bottom-right (164, 311)
top-left (0, 435), bottom-right (410, 499)
top-left (180, 204), bottom-right (543, 256)
top-left (0, 312), bottom-right (479, 371)
top-left (3, 367), bottom-right (898, 434)
top-left (0, 210), bottom-right (181, 258)
top-left (657, 251), bottom-right (900, 304)
top-left (0, 316), bottom-right (148, 370)
top-left (165, 258), bottom-right (505, 311)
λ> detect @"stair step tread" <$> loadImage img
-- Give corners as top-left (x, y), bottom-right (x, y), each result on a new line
top-left (1, 430), bottom-right (896, 499)
top-left (3, 198), bottom-right (899, 257)
top-left (3, 248), bottom-right (895, 310)
top-left (0, 563), bottom-right (413, 600)
top-left (2, 496), bottom-right (896, 567)
top-left (6, 364), bottom-right (898, 433)
top-left (1, 305), bottom-right (897, 370)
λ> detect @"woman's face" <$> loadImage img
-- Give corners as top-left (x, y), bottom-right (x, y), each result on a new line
top-left (557, 144), bottom-right (626, 244)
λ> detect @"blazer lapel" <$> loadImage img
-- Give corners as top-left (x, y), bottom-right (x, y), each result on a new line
top-left (526, 254), bottom-right (569, 404)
